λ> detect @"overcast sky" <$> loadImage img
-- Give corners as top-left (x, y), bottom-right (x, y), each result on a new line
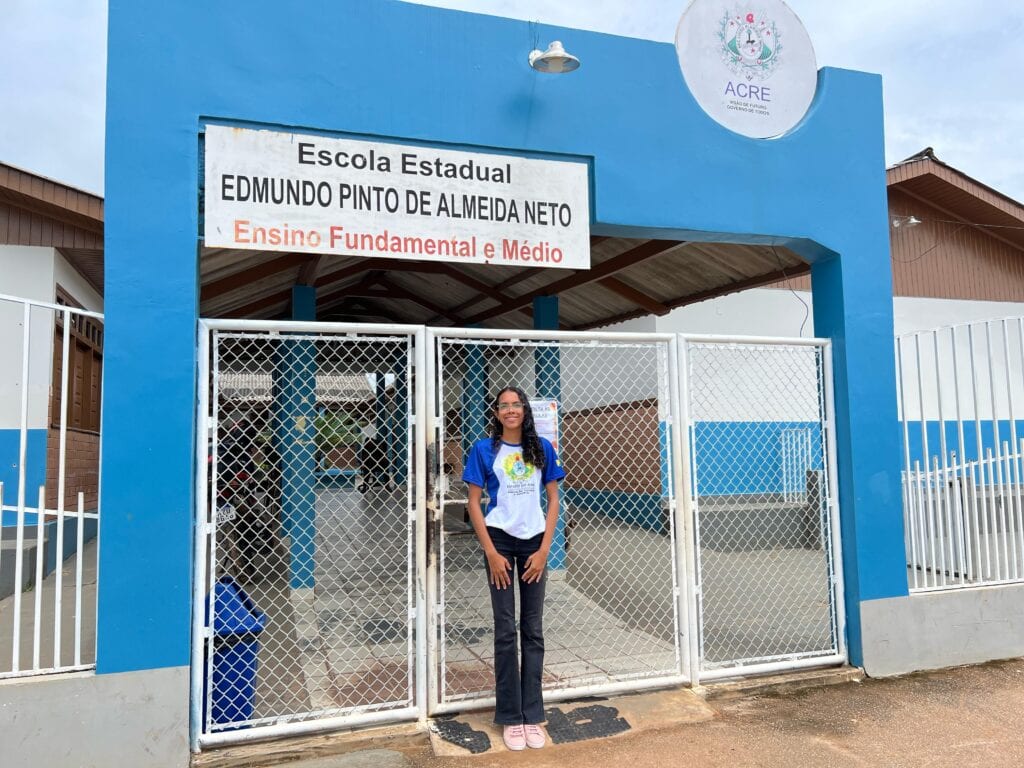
top-left (2, 0), bottom-right (1021, 201)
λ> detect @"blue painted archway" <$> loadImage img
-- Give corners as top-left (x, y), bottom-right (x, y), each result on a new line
top-left (101, 0), bottom-right (904, 680)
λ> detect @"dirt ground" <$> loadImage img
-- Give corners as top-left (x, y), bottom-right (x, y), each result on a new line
top-left (397, 659), bottom-right (1024, 768)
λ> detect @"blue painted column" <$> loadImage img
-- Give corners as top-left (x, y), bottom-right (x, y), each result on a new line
top-left (812, 250), bottom-right (908, 668)
top-left (533, 296), bottom-right (566, 569)
top-left (275, 286), bottom-right (318, 589)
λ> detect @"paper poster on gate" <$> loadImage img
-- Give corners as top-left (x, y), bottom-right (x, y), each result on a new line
top-left (529, 400), bottom-right (560, 452)
top-left (203, 125), bottom-right (591, 270)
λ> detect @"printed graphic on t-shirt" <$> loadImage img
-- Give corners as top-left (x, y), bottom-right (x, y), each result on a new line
top-left (462, 437), bottom-right (567, 539)
top-left (502, 451), bottom-right (537, 498)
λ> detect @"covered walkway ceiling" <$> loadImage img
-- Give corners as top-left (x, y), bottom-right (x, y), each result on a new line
top-left (199, 237), bottom-right (808, 330)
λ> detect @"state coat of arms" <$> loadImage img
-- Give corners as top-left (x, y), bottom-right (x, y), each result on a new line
top-left (719, 9), bottom-right (781, 81)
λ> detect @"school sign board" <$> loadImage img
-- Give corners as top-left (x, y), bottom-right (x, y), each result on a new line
top-left (204, 125), bottom-right (591, 269)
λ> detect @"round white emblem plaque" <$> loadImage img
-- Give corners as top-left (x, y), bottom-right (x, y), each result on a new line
top-left (675, 0), bottom-right (817, 139)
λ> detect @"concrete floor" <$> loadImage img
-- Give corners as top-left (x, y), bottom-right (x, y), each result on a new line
top-left (0, 536), bottom-right (97, 676)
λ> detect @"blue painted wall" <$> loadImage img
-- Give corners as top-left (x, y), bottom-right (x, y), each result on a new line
top-left (104, 0), bottom-right (901, 673)
top-left (0, 429), bottom-right (46, 526)
top-left (693, 421), bottom-right (824, 496)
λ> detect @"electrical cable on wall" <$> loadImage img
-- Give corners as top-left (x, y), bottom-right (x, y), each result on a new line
top-left (771, 244), bottom-right (810, 338)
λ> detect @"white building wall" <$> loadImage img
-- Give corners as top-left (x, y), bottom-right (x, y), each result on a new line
top-left (0, 246), bottom-right (57, 429)
top-left (594, 288), bottom-right (1024, 425)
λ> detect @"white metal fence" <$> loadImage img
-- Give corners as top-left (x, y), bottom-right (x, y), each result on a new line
top-left (898, 318), bottom-right (1024, 591)
top-left (193, 320), bottom-right (424, 748)
top-left (0, 293), bottom-right (101, 679)
top-left (681, 336), bottom-right (845, 678)
top-left (191, 321), bottom-right (844, 748)
top-left (428, 328), bottom-right (689, 714)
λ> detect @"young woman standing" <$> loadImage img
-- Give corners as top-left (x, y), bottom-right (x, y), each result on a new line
top-left (462, 386), bottom-right (565, 750)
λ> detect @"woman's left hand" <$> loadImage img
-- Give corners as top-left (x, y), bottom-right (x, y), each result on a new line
top-left (521, 549), bottom-right (548, 583)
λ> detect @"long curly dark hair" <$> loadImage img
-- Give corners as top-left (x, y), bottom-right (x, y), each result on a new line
top-left (488, 385), bottom-right (545, 470)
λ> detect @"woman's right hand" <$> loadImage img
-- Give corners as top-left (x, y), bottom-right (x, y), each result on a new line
top-left (486, 549), bottom-right (513, 589)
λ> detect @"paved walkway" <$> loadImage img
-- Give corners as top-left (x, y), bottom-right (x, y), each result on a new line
top-left (0, 537), bottom-right (97, 675)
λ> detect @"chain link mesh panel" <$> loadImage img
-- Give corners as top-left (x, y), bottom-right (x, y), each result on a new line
top-left (202, 329), bottom-right (416, 734)
top-left (434, 334), bottom-right (682, 704)
top-left (685, 340), bottom-right (840, 672)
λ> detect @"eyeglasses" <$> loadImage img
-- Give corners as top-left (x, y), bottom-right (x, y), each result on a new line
top-left (496, 402), bottom-right (525, 412)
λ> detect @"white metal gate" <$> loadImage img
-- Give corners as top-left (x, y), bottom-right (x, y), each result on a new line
top-left (427, 329), bottom-right (691, 714)
top-left (0, 293), bottom-right (101, 680)
top-left (192, 320), bottom-right (425, 748)
top-left (191, 322), bottom-right (845, 747)
top-left (680, 335), bottom-right (845, 679)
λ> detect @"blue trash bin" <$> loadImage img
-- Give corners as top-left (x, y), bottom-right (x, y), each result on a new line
top-left (205, 576), bottom-right (267, 728)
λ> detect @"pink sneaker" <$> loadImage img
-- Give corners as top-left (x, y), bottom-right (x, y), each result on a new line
top-left (524, 724), bottom-right (546, 749)
top-left (503, 724), bottom-right (526, 751)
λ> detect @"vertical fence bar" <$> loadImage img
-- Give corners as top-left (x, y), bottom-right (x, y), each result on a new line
top-left (1017, 438), bottom-right (1024, 576)
top-left (929, 456), bottom-right (946, 586)
top-left (913, 461), bottom-right (928, 585)
top-left (12, 301), bottom-right (32, 672)
top-left (673, 336), bottom-right (700, 683)
top-left (822, 342), bottom-right (847, 659)
top-left (1002, 320), bottom-right (1021, 580)
top-left (932, 331), bottom-right (956, 583)
top-left (913, 334), bottom-right (939, 585)
top-left (190, 322), bottom-right (211, 751)
top-left (73, 492), bottom-right (84, 666)
top-left (1002, 442), bottom-right (1018, 579)
top-left (968, 325), bottom-right (991, 581)
top-left (53, 306), bottom-right (72, 667)
top-left (948, 326), bottom-right (969, 583)
top-left (985, 449), bottom-right (997, 579)
top-left (32, 485), bottom-right (45, 669)
top-left (413, 328), bottom-right (428, 717)
top-left (896, 338), bottom-right (920, 588)
top-left (205, 330), bottom-right (222, 736)
top-left (985, 322), bottom-right (1009, 581)
top-left (966, 460), bottom-right (983, 581)
top-left (424, 330), bottom-right (438, 713)
top-left (683, 340), bottom-right (706, 678)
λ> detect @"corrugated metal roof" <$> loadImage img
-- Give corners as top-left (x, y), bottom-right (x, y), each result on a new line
top-left (197, 237), bottom-right (808, 329)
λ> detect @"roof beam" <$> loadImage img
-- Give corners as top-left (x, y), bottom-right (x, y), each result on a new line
top-left (573, 262), bottom-right (811, 331)
top-left (597, 276), bottom-right (670, 316)
top-left (297, 254), bottom-right (325, 286)
top-left (445, 236), bottom-right (608, 316)
top-left (371, 276), bottom-right (465, 324)
top-left (201, 253), bottom-right (312, 301)
top-left (462, 239), bottom-right (682, 325)
top-left (222, 289), bottom-right (293, 319)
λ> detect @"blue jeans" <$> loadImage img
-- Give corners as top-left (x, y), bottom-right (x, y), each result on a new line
top-left (485, 526), bottom-right (546, 725)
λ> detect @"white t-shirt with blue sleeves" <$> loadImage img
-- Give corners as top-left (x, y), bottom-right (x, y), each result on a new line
top-left (462, 437), bottom-right (566, 539)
